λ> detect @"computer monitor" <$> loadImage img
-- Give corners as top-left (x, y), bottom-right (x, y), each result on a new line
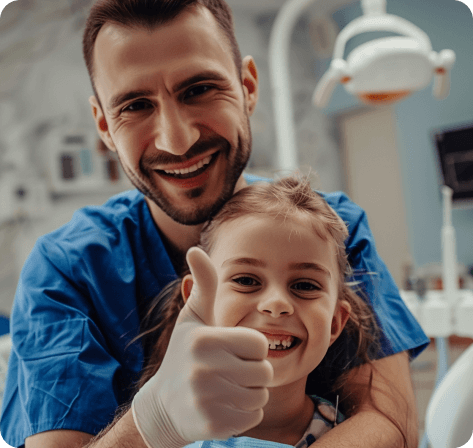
top-left (434, 123), bottom-right (473, 204)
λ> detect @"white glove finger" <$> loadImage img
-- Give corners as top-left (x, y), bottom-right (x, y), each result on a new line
top-left (196, 326), bottom-right (269, 361)
top-left (192, 372), bottom-right (269, 412)
top-left (218, 382), bottom-right (270, 412)
top-left (178, 246), bottom-right (218, 326)
top-left (219, 359), bottom-right (274, 388)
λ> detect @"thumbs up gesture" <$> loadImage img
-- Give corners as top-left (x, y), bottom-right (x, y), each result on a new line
top-left (132, 247), bottom-right (274, 448)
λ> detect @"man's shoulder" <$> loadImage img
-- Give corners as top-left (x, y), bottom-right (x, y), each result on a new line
top-left (243, 172), bottom-right (272, 185)
top-left (53, 189), bottom-right (143, 233)
top-left (35, 189), bottom-right (147, 258)
top-left (319, 190), bottom-right (365, 220)
top-left (242, 173), bottom-right (364, 227)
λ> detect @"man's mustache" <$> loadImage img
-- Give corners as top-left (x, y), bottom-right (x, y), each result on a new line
top-left (142, 136), bottom-right (230, 167)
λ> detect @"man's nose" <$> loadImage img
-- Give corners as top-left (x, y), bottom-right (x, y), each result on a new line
top-left (257, 290), bottom-right (294, 318)
top-left (154, 102), bottom-right (200, 156)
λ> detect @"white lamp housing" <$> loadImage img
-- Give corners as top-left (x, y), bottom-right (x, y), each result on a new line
top-left (313, 0), bottom-right (456, 107)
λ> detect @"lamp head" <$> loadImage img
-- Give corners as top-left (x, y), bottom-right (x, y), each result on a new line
top-left (313, 10), bottom-right (456, 108)
top-left (342, 36), bottom-right (434, 105)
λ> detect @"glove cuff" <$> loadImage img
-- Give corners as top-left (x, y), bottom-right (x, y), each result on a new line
top-left (131, 394), bottom-right (189, 448)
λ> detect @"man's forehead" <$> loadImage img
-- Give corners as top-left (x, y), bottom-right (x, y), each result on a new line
top-left (92, 6), bottom-right (237, 105)
top-left (94, 5), bottom-right (229, 63)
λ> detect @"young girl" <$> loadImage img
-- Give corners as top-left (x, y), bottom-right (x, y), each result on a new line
top-left (135, 176), bottom-right (397, 447)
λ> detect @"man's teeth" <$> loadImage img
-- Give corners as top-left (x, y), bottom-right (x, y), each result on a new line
top-left (267, 336), bottom-right (295, 350)
top-left (164, 155), bottom-right (212, 175)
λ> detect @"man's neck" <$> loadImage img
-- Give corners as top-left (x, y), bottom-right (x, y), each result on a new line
top-left (145, 198), bottom-right (203, 275)
top-left (145, 175), bottom-right (248, 275)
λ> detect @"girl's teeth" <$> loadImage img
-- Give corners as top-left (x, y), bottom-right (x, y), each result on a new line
top-left (267, 336), bottom-right (295, 350)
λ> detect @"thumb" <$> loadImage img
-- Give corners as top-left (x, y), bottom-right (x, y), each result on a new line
top-left (178, 247), bottom-right (218, 326)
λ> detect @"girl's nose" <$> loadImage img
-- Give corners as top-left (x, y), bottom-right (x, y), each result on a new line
top-left (257, 291), bottom-right (294, 317)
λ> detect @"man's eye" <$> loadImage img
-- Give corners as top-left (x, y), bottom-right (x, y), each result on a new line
top-left (185, 85), bottom-right (212, 99)
top-left (232, 276), bottom-right (259, 287)
top-left (123, 101), bottom-right (152, 112)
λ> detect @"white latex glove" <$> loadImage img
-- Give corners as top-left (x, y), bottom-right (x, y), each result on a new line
top-left (132, 247), bottom-right (274, 448)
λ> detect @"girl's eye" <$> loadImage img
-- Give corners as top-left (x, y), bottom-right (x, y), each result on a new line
top-left (185, 85), bottom-right (212, 99)
top-left (232, 276), bottom-right (259, 287)
top-left (123, 101), bottom-right (152, 112)
top-left (292, 282), bottom-right (321, 292)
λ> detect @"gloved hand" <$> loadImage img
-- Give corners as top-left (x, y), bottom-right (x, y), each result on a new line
top-left (132, 246), bottom-right (274, 448)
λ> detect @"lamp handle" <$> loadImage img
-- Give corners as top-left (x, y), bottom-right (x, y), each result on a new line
top-left (313, 59), bottom-right (347, 108)
top-left (432, 49), bottom-right (456, 100)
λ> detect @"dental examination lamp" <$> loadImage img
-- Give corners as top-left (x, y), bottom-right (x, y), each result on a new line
top-left (269, 0), bottom-right (456, 170)
top-left (313, 0), bottom-right (456, 108)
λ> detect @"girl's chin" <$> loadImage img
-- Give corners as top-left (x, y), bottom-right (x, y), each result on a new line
top-left (266, 375), bottom-right (304, 389)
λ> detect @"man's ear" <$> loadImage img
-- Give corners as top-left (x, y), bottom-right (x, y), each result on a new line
top-left (89, 95), bottom-right (116, 152)
top-left (181, 274), bottom-right (194, 303)
top-left (241, 55), bottom-right (259, 116)
top-left (330, 300), bottom-right (352, 346)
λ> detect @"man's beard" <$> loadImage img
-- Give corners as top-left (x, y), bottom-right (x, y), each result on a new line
top-left (117, 122), bottom-right (252, 226)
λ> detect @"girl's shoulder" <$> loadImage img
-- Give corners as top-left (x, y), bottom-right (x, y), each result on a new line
top-left (294, 396), bottom-right (345, 448)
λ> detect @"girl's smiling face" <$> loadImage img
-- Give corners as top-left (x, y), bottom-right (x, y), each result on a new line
top-left (206, 214), bottom-right (351, 388)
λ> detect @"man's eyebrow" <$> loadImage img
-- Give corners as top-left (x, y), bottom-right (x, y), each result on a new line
top-left (173, 71), bottom-right (228, 93)
top-left (108, 89), bottom-right (154, 111)
top-left (221, 257), bottom-right (267, 268)
top-left (288, 262), bottom-right (332, 279)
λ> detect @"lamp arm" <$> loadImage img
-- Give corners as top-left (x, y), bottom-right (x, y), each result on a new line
top-left (269, 0), bottom-right (358, 170)
top-left (312, 59), bottom-right (347, 108)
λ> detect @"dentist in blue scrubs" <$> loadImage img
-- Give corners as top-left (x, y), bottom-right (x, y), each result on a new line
top-left (1, 0), bottom-right (429, 447)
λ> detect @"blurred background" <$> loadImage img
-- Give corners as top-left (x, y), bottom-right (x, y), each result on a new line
top-left (0, 0), bottom-right (472, 327)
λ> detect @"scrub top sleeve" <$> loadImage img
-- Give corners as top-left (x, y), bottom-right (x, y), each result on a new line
top-left (326, 192), bottom-right (429, 360)
top-left (0, 239), bottom-right (127, 447)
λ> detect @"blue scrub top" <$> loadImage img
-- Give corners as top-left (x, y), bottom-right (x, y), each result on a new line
top-left (0, 174), bottom-right (429, 447)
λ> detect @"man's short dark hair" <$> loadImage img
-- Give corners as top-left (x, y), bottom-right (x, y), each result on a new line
top-left (83, 0), bottom-right (242, 100)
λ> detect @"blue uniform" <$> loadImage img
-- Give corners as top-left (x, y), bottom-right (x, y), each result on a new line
top-left (0, 174), bottom-right (429, 447)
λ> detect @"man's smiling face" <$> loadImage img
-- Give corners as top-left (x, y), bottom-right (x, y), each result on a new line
top-left (89, 5), bottom-right (258, 225)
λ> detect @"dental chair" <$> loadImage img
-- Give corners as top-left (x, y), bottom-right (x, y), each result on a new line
top-left (425, 343), bottom-right (473, 448)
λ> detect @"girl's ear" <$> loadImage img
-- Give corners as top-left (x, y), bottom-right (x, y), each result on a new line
top-left (330, 300), bottom-right (352, 346)
top-left (181, 274), bottom-right (194, 303)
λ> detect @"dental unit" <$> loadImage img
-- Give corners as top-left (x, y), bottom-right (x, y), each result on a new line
top-left (269, 0), bottom-right (456, 171)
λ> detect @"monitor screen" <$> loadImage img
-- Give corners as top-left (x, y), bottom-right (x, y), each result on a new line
top-left (434, 124), bottom-right (473, 203)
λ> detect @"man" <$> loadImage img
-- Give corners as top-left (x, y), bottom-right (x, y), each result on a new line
top-left (1, 1), bottom-right (429, 447)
